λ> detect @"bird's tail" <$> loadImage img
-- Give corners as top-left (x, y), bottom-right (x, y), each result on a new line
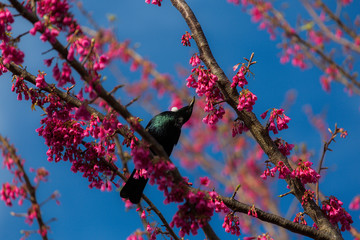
top-left (120, 169), bottom-right (149, 204)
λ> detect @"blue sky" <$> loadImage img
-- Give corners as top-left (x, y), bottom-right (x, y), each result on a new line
top-left (0, 0), bottom-right (359, 239)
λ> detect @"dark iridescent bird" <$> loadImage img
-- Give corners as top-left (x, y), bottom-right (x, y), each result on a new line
top-left (120, 97), bottom-right (195, 204)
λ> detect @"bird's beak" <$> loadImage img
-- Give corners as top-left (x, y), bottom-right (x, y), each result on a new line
top-left (189, 96), bottom-right (195, 108)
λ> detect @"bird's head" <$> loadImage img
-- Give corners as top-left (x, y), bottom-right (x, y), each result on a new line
top-left (171, 97), bottom-right (195, 126)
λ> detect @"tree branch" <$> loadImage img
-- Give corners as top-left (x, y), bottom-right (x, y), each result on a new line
top-left (0, 134), bottom-right (49, 240)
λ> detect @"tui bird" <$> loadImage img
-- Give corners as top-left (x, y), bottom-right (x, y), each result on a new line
top-left (120, 97), bottom-right (195, 204)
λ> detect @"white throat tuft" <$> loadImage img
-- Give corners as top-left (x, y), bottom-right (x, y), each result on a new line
top-left (171, 107), bottom-right (179, 112)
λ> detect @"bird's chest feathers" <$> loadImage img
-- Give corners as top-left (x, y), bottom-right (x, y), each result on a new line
top-left (148, 115), bottom-right (182, 144)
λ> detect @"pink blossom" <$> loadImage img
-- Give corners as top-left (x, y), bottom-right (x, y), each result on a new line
top-left (29, 21), bottom-right (44, 35)
top-left (189, 53), bottom-right (201, 67)
top-left (222, 214), bottom-right (241, 236)
top-left (292, 159), bottom-right (320, 185)
top-left (37, 0), bottom-right (75, 31)
top-left (145, 0), bottom-right (162, 6)
top-left (25, 204), bottom-right (39, 226)
top-left (34, 167), bottom-right (49, 184)
top-left (335, 29), bottom-right (343, 38)
top-left (199, 176), bottom-right (210, 186)
top-left (308, 30), bottom-right (325, 47)
top-left (44, 57), bottom-right (54, 67)
top-left (301, 189), bottom-right (315, 206)
top-left (339, 128), bottom-right (348, 138)
top-left (349, 195), bottom-right (360, 210)
top-left (0, 8), bottom-right (14, 42)
top-left (250, 7), bottom-right (263, 22)
top-left (74, 102), bottom-right (91, 121)
top-left (340, 0), bottom-right (352, 5)
top-left (130, 60), bottom-right (139, 71)
top-left (187, 65), bottom-right (225, 126)
top-left (170, 191), bottom-right (215, 237)
top-left (94, 55), bottom-right (109, 71)
top-left (322, 196), bottom-right (353, 231)
top-left (232, 119), bottom-right (248, 137)
top-left (274, 138), bottom-right (294, 156)
top-left (141, 210), bottom-right (146, 219)
top-left (263, 108), bottom-right (290, 134)
top-left (181, 31), bottom-right (192, 46)
top-left (293, 212), bottom-right (307, 225)
top-left (35, 72), bottom-right (47, 89)
top-left (320, 75), bottom-right (331, 92)
top-left (0, 42), bottom-right (25, 65)
top-left (67, 44), bottom-right (75, 61)
top-left (231, 66), bottom-right (248, 88)
top-left (237, 90), bottom-right (257, 112)
top-left (53, 62), bottom-right (75, 87)
top-left (248, 205), bottom-right (258, 218)
top-left (261, 161), bottom-right (292, 180)
top-left (227, 0), bottom-right (240, 5)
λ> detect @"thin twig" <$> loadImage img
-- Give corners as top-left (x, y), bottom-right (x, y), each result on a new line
top-left (0, 135), bottom-right (49, 240)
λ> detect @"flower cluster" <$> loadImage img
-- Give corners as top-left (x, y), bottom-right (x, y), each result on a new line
top-left (231, 66), bottom-right (248, 89)
top-left (349, 195), bottom-right (360, 210)
top-left (308, 30), bottom-right (326, 47)
top-left (237, 89), bottom-right (257, 112)
top-left (131, 144), bottom-right (151, 174)
top-left (128, 138), bottom-right (188, 204)
top-left (126, 232), bottom-right (145, 240)
top-left (36, 0), bottom-right (76, 32)
top-left (31, 167), bottom-right (49, 184)
top-left (181, 31), bottom-right (192, 46)
top-left (223, 213), bottom-right (241, 236)
top-left (211, 191), bottom-right (230, 214)
top-left (170, 191), bottom-right (215, 237)
top-left (322, 196), bottom-right (353, 231)
top-left (293, 212), bottom-right (307, 225)
top-left (11, 76), bottom-right (30, 101)
top-left (274, 138), bottom-right (294, 156)
top-left (25, 204), bottom-right (39, 226)
top-left (292, 159), bottom-right (320, 185)
top-left (186, 65), bottom-right (225, 125)
top-left (52, 62), bottom-right (75, 87)
top-left (280, 44), bottom-right (307, 70)
top-left (232, 119), bottom-right (249, 137)
top-left (227, 0), bottom-right (241, 5)
top-left (35, 71), bottom-right (47, 89)
top-left (301, 189), bottom-right (315, 206)
top-left (36, 96), bottom-right (118, 189)
top-left (67, 35), bottom-right (93, 62)
top-left (0, 8), bottom-right (23, 80)
top-left (320, 65), bottom-right (339, 92)
top-left (189, 53), bottom-right (201, 67)
top-left (146, 224), bottom-right (160, 240)
top-left (261, 161), bottom-right (292, 180)
top-left (248, 204), bottom-right (258, 218)
top-left (249, 2), bottom-right (272, 23)
top-left (0, 42), bottom-right (25, 65)
top-left (199, 176), bottom-right (210, 187)
top-left (1, 183), bottom-right (27, 206)
top-left (145, 0), bottom-right (162, 7)
top-left (261, 108), bottom-right (290, 134)
top-left (340, 0), bottom-right (352, 5)
top-left (0, 8), bottom-right (14, 42)
top-left (29, 21), bottom-right (59, 44)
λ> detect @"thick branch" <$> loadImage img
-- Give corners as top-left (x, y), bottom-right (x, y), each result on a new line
top-left (222, 197), bottom-right (329, 240)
